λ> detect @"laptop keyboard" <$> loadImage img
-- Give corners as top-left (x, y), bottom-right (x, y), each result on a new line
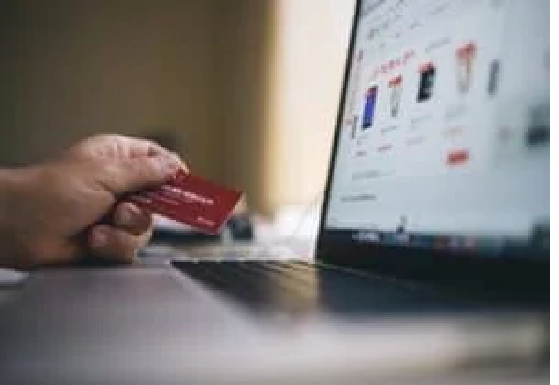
top-left (174, 260), bottom-right (316, 312)
top-left (171, 260), bottom-right (460, 316)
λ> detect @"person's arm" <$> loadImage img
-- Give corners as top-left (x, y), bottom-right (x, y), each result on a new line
top-left (0, 135), bottom-right (185, 270)
top-left (0, 167), bottom-right (33, 269)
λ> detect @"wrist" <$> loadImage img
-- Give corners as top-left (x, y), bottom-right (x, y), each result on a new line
top-left (0, 166), bottom-right (37, 220)
top-left (0, 169), bottom-right (20, 229)
top-left (0, 167), bottom-right (42, 269)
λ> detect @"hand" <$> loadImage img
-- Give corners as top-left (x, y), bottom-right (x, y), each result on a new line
top-left (0, 134), bottom-right (187, 269)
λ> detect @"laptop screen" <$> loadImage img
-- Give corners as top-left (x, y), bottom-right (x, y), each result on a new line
top-left (323, 0), bottom-right (549, 257)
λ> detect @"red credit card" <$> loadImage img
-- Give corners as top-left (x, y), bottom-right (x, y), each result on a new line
top-left (127, 170), bottom-right (243, 234)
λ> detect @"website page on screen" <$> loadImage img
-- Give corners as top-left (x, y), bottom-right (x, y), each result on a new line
top-left (325, 0), bottom-right (549, 255)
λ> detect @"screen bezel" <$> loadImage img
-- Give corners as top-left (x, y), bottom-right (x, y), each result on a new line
top-left (315, 0), bottom-right (549, 304)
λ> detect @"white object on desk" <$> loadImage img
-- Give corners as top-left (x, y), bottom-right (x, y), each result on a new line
top-left (153, 215), bottom-right (196, 233)
top-left (0, 268), bottom-right (27, 286)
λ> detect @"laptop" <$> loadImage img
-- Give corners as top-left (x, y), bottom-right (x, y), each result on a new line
top-left (0, 0), bottom-right (549, 384)
top-left (169, 0), bottom-right (549, 310)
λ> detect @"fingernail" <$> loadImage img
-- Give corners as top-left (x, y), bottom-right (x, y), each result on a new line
top-left (171, 152), bottom-right (182, 163)
top-left (91, 229), bottom-right (108, 248)
top-left (171, 153), bottom-right (189, 172)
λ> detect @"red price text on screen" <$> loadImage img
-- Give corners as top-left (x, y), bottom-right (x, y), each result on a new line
top-left (369, 50), bottom-right (415, 80)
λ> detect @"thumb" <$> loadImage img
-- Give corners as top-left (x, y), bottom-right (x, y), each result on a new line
top-left (101, 155), bottom-right (180, 195)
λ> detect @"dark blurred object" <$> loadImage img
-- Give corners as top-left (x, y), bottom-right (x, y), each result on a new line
top-left (525, 103), bottom-right (550, 147)
top-left (150, 230), bottom-right (220, 245)
top-left (227, 212), bottom-right (254, 240)
top-left (150, 213), bottom-right (254, 246)
top-left (487, 60), bottom-right (500, 95)
top-left (530, 223), bottom-right (549, 250)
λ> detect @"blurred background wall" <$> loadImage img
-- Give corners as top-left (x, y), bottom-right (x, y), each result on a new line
top-left (0, 0), bottom-right (353, 216)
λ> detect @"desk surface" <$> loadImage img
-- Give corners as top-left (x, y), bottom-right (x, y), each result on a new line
top-left (0, 250), bottom-right (549, 385)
